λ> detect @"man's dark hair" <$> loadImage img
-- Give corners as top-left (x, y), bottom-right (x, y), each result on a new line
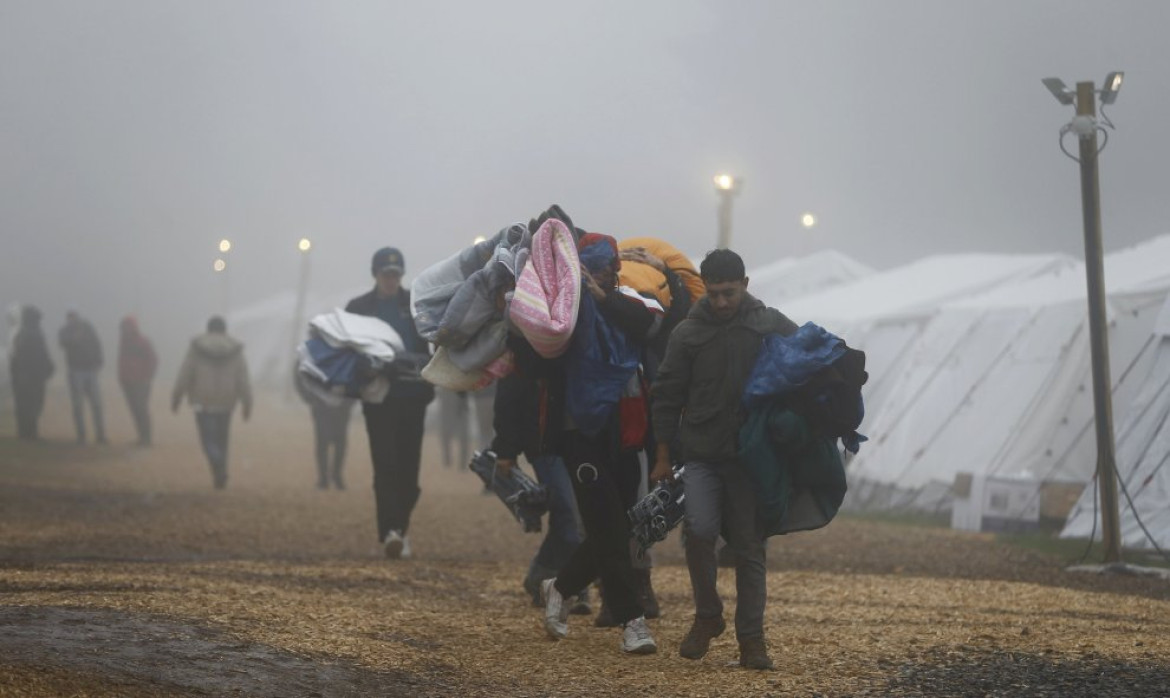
top-left (207, 316), bottom-right (227, 333)
top-left (700, 249), bottom-right (746, 283)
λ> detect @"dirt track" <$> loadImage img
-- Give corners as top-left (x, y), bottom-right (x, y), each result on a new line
top-left (2, 390), bottom-right (1170, 697)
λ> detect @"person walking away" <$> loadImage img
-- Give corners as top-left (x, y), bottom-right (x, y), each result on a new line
top-left (171, 316), bottom-right (253, 489)
top-left (9, 305), bottom-right (54, 440)
top-left (346, 247), bottom-right (435, 560)
top-left (650, 249), bottom-right (799, 670)
top-left (59, 310), bottom-right (107, 444)
top-left (294, 369), bottom-right (355, 489)
top-left (117, 316), bottom-right (158, 446)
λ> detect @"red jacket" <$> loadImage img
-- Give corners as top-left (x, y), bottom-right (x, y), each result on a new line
top-left (117, 317), bottom-right (158, 385)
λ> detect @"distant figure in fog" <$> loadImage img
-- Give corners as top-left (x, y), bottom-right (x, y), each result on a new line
top-left (117, 316), bottom-right (158, 447)
top-left (172, 316), bottom-right (253, 489)
top-left (471, 382), bottom-right (496, 451)
top-left (59, 310), bottom-right (107, 444)
top-left (9, 305), bottom-right (54, 440)
top-left (436, 387), bottom-right (470, 468)
top-left (294, 370), bottom-right (355, 490)
top-left (346, 247), bottom-right (434, 560)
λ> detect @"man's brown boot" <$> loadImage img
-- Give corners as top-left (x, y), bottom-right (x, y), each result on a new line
top-left (678, 615), bottom-right (726, 659)
top-left (737, 635), bottom-right (774, 670)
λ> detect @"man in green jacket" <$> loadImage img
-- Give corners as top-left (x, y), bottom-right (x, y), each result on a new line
top-left (650, 249), bottom-right (797, 670)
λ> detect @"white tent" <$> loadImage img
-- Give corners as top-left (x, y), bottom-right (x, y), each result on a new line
top-left (846, 235), bottom-right (1170, 516)
top-left (1062, 294), bottom-right (1170, 549)
top-left (749, 250), bottom-right (874, 305)
top-left (778, 253), bottom-right (1075, 418)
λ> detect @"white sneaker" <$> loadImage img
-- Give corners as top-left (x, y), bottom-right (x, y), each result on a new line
top-left (621, 616), bottom-right (658, 654)
top-left (540, 578), bottom-right (569, 640)
top-left (383, 530), bottom-right (411, 560)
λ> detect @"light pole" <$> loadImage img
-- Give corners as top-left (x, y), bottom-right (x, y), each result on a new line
top-left (215, 238), bottom-right (232, 316)
top-left (713, 174), bottom-right (741, 249)
top-left (1043, 72), bottom-right (1124, 564)
top-left (286, 237), bottom-right (313, 399)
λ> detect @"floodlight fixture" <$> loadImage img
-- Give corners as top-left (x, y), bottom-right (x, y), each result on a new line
top-left (1100, 71), bottom-right (1124, 105)
top-left (1042, 77), bottom-right (1074, 105)
top-left (714, 174), bottom-right (736, 192)
top-left (298, 237), bottom-right (312, 252)
top-left (801, 213), bottom-right (817, 229)
top-left (218, 238), bottom-right (232, 253)
top-left (213, 258), bottom-right (227, 272)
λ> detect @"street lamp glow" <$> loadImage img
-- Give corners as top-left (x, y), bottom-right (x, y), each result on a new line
top-left (213, 258), bottom-right (227, 272)
top-left (298, 238), bottom-right (312, 252)
top-left (801, 213), bottom-right (817, 229)
top-left (714, 174), bottom-right (735, 191)
top-left (218, 239), bottom-right (232, 253)
top-left (473, 235), bottom-right (487, 244)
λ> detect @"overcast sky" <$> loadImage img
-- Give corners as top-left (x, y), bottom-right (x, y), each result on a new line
top-left (3, 0), bottom-right (1169, 367)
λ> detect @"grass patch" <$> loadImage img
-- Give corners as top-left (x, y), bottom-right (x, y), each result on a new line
top-left (997, 530), bottom-right (1170, 569)
top-left (839, 508), bottom-right (950, 529)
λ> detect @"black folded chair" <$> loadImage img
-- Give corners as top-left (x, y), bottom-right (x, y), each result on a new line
top-left (628, 465), bottom-right (686, 555)
top-left (468, 450), bottom-right (549, 533)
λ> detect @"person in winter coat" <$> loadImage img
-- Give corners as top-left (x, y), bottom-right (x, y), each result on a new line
top-left (345, 247), bottom-right (435, 560)
top-left (117, 316), bottom-right (158, 446)
top-left (8, 305), bottom-right (54, 440)
top-left (59, 310), bottom-right (107, 444)
top-left (650, 248), bottom-right (799, 671)
top-left (172, 316), bottom-right (253, 489)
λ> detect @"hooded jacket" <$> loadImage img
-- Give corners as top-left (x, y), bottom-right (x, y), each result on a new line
top-left (172, 332), bottom-right (252, 414)
top-left (118, 317), bottom-right (158, 385)
top-left (651, 292), bottom-right (798, 464)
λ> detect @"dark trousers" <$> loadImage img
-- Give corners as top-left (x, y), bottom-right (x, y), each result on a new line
top-left (13, 381), bottom-right (47, 440)
top-left (553, 430), bottom-right (644, 626)
top-left (120, 380), bottom-right (153, 445)
top-left (195, 411), bottom-right (232, 488)
top-left (362, 397), bottom-right (428, 539)
top-left (312, 402), bottom-right (352, 485)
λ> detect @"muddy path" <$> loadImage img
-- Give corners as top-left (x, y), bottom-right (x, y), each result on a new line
top-left (2, 394), bottom-right (1169, 696)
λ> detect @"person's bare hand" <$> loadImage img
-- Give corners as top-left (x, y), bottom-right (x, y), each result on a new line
top-left (620, 247), bottom-right (666, 272)
top-left (581, 265), bottom-right (607, 301)
top-left (649, 457), bottom-right (674, 483)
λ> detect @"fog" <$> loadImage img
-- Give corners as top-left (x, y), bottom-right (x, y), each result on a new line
top-left (3, 0), bottom-right (1169, 373)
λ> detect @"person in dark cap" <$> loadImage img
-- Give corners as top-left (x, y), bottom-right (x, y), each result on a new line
top-left (345, 247), bottom-right (435, 560)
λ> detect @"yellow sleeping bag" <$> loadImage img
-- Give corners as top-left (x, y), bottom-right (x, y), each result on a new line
top-left (618, 237), bottom-right (704, 309)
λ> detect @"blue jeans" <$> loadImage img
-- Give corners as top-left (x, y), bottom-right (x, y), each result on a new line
top-left (529, 454), bottom-right (581, 576)
top-left (195, 411), bottom-right (232, 488)
top-left (67, 369), bottom-right (106, 442)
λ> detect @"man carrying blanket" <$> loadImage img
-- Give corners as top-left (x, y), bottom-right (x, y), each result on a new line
top-left (650, 249), bottom-right (798, 670)
top-left (346, 247), bottom-right (435, 560)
